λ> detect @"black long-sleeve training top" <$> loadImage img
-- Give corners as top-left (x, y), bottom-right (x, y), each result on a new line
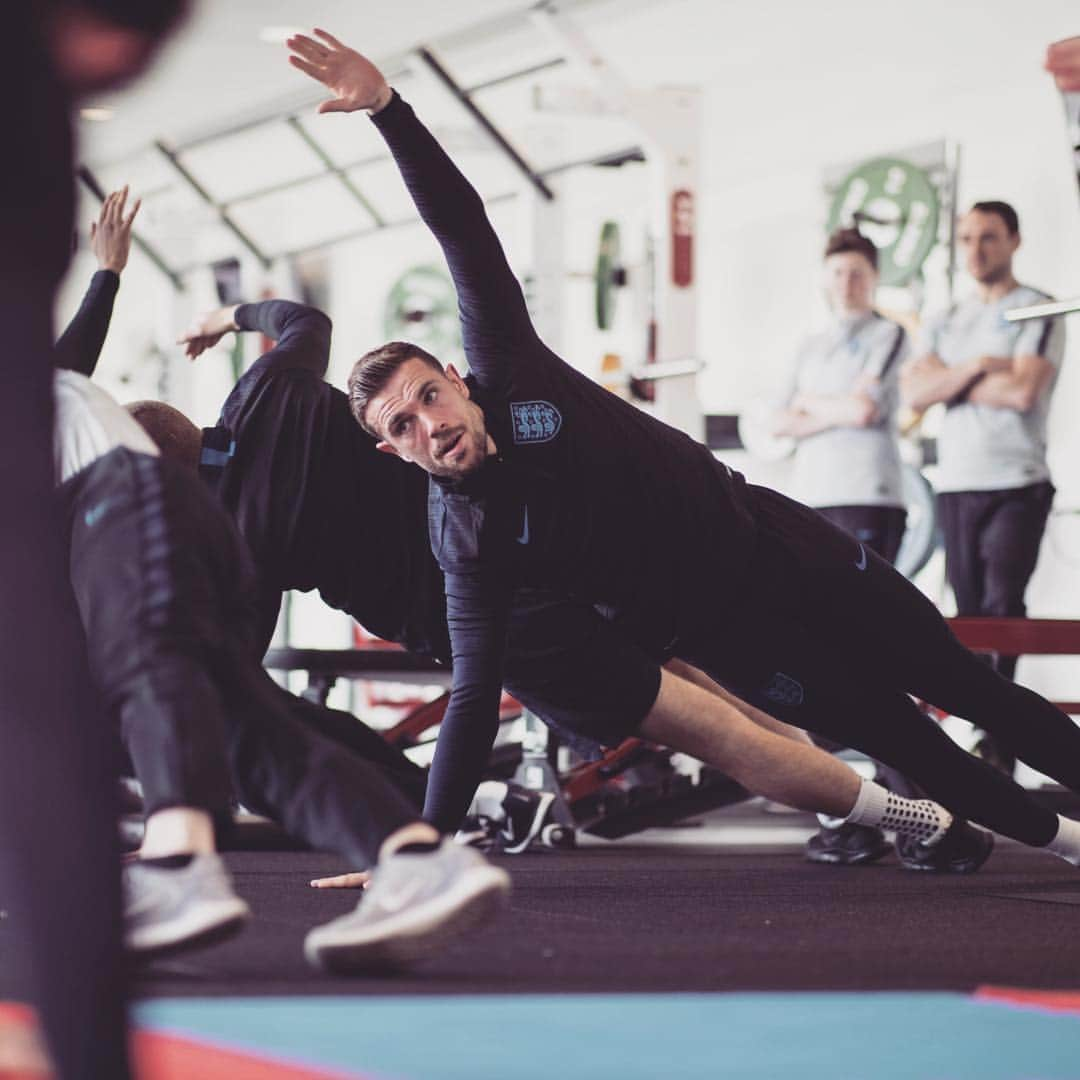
top-left (372, 93), bottom-right (759, 830)
top-left (201, 298), bottom-right (448, 659)
top-left (53, 269), bottom-right (119, 375)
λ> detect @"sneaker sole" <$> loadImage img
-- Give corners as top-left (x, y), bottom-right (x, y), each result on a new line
top-left (126, 898), bottom-right (251, 958)
top-left (305, 865), bottom-right (510, 974)
top-left (805, 843), bottom-right (892, 866)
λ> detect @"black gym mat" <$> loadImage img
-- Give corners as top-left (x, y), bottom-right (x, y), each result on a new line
top-left (4, 841), bottom-right (1073, 1001)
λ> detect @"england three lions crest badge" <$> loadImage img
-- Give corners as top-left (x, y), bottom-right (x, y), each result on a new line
top-left (510, 400), bottom-right (562, 445)
top-left (761, 671), bottom-right (804, 708)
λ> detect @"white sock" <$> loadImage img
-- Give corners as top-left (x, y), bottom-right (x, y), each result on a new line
top-left (816, 814), bottom-right (846, 829)
top-left (469, 781), bottom-right (509, 823)
top-left (1045, 814), bottom-right (1080, 866)
top-left (843, 780), bottom-right (953, 845)
top-left (140, 807), bottom-right (215, 858)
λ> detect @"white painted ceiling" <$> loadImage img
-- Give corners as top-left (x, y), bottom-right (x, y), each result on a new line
top-left (75, 0), bottom-right (1080, 277)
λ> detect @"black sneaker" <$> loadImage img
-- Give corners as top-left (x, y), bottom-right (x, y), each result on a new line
top-left (805, 823), bottom-right (891, 866)
top-left (896, 818), bottom-right (994, 874)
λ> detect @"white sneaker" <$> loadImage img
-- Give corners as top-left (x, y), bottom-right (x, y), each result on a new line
top-left (123, 854), bottom-right (250, 955)
top-left (304, 840), bottom-right (510, 973)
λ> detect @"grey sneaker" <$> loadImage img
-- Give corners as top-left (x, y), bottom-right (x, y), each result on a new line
top-left (124, 854), bottom-right (250, 956)
top-left (304, 840), bottom-right (510, 973)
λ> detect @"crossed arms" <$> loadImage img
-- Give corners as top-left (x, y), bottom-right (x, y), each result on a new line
top-left (901, 351), bottom-right (1054, 413)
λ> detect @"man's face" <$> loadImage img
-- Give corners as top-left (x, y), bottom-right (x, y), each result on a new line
top-left (958, 210), bottom-right (1019, 285)
top-left (368, 358), bottom-right (489, 480)
top-left (823, 252), bottom-right (876, 315)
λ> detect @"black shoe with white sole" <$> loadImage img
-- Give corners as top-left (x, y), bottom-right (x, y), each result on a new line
top-left (805, 822), bottom-right (891, 866)
top-left (896, 819), bottom-right (995, 874)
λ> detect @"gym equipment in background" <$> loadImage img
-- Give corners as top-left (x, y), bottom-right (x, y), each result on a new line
top-left (383, 264), bottom-right (464, 364)
top-left (826, 158), bottom-right (940, 288)
top-left (593, 220), bottom-right (628, 331)
top-left (263, 645), bottom-right (752, 852)
top-left (823, 141), bottom-right (960, 311)
top-left (894, 463), bottom-right (937, 581)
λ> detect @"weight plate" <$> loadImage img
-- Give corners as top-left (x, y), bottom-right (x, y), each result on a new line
top-left (383, 265), bottom-right (462, 360)
top-left (894, 463), bottom-right (938, 580)
top-left (827, 158), bottom-right (940, 287)
top-left (595, 220), bottom-right (621, 331)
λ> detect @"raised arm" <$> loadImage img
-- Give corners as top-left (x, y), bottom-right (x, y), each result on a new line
top-left (179, 299), bottom-right (331, 379)
top-left (54, 186), bottom-right (140, 375)
top-left (287, 29), bottom-right (537, 388)
top-left (966, 316), bottom-right (1063, 412)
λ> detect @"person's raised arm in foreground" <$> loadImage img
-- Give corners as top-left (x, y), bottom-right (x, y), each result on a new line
top-left (54, 185), bottom-right (139, 374)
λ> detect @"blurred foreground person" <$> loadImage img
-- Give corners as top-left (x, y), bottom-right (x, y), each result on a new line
top-left (0, 3), bottom-right (186, 1077)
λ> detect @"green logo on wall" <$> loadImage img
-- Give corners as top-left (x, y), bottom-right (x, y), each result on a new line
top-left (827, 158), bottom-right (940, 287)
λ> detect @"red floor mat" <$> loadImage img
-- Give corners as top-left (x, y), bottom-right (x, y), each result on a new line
top-left (975, 986), bottom-right (1080, 1016)
top-left (0, 1002), bottom-right (358, 1080)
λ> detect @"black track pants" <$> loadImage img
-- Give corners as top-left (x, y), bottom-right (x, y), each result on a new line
top-left (939, 482), bottom-right (1054, 681)
top-left (813, 503), bottom-right (917, 796)
top-left (678, 485), bottom-right (1078, 846)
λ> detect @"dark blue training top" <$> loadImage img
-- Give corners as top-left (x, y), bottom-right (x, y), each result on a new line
top-left (372, 93), bottom-right (758, 830)
top-left (200, 298), bottom-right (448, 659)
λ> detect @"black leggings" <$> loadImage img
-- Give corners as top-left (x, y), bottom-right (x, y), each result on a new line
top-left (679, 485), bottom-right (1079, 846)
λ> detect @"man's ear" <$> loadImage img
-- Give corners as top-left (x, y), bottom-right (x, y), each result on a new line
top-left (445, 363), bottom-right (470, 398)
top-left (376, 440), bottom-right (402, 458)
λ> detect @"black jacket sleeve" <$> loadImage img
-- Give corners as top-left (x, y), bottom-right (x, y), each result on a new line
top-left (421, 486), bottom-right (514, 832)
top-left (421, 565), bottom-right (512, 832)
top-left (371, 92), bottom-right (539, 391)
top-left (53, 270), bottom-right (119, 375)
top-left (234, 300), bottom-right (331, 379)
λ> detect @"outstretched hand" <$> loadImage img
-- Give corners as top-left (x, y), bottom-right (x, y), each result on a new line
top-left (91, 185), bottom-right (141, 274)
top-left (309, 870), bottom-right (371, 890)
top-left (286, 28), bottom-right (393, 115)
top-left (177, 304), bottom-right (240, 360)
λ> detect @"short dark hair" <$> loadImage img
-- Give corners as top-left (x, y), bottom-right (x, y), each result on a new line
top-left (824, 228), bottom-right (878, 270)
top-left (347, 341), bottom-right (444, 436)
top-left (970, 200), bottom-right (1020, 235)
top-left (125, 399), bottom-right (201, 471)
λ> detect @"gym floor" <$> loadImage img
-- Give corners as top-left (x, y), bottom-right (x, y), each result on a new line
top-left (4, 804), bottom-right (1080, 1078)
